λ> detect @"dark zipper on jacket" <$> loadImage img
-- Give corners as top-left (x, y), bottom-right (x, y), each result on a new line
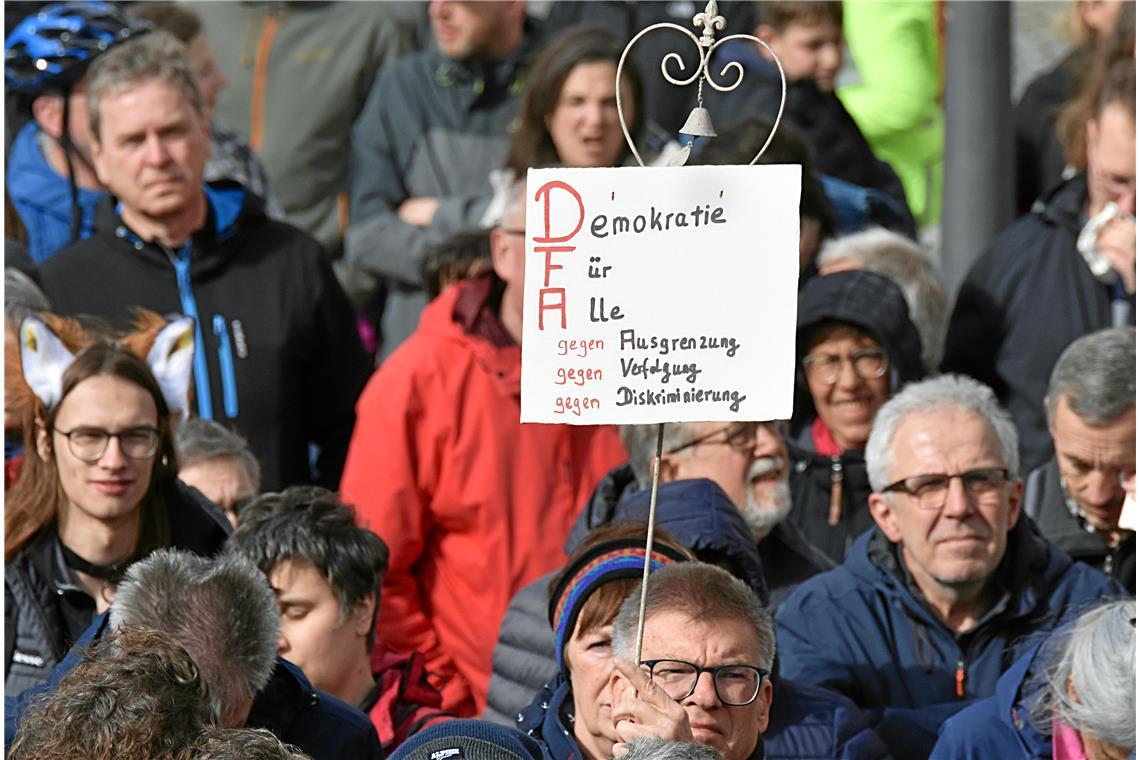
top-left (166, 242), bottom-right (215, 420)
top-left (212, 315), bottom-right (240, 419)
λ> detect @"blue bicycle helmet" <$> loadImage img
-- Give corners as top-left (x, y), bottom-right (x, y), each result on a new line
top-left (5, 2), bottom-right (150, 92)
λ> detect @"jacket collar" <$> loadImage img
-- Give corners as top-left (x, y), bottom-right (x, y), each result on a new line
top-left (1034, 172), bottom-right (1088, 234)
top-left (422, 277), bottom-right (522, 396)
top-left (25, 528), bottom-right (85, 596)
top-left (433, 19), bottom-right (540, 110)
top-left (517, 675), bottom-right (582, 760)
top-left (98, 181), bottom-right (256, 249)
top-left (995, 645), bottom-right (1051, 756)
top-left (857, 517), bottom-right (1064, 630)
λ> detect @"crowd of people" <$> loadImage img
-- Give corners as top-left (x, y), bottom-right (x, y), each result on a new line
top-left (2, 1), bottom-right (1135, 759)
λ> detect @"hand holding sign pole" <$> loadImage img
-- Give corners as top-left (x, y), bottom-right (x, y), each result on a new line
top-left (520, 0), bottom-right (793, 668)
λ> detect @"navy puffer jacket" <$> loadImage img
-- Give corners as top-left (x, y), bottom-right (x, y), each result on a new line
top-left (776, 519), bottom-right (1124, 756)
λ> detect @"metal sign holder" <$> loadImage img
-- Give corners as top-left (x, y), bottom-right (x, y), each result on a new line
top-left (612, 0), bottom-right (789, 664)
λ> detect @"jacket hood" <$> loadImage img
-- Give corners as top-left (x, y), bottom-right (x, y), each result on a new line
top-left (792, 269), bottom-right (925, 431)
top-left (612, 478), bottom-right (770, 605)
top-left (564, 463), bottom-right (639, 553)
top-left (414, 276), bottom-right (522, 400)
top-left (1034, 172), bottom-right (1087, 235)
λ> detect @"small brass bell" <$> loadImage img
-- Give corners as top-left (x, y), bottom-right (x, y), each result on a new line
top-left (679, 106), bottom-right (717, 137)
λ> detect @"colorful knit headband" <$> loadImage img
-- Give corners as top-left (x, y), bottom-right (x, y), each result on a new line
top-left (547, 539), bottom-right (689, 671)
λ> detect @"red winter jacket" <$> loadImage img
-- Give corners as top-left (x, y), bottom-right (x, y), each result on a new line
top-left (366, 645), bottom-right (452, 754)
top-left (341, 277), bottom-right (626, 716)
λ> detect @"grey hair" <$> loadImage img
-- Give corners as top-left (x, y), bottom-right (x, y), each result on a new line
top-left (865, 375), bottom-right (1020, 491)
top-left (175, 418), bottom-right (262, 492)
top-left (622, 736), bottom-right (723, 760)
top-left (5, 269), bottom-right (51, 324)
top-left (110, 549), bottom-right (280, 724)
top-left (184, 727), bottom-right (313, 760)
top-left (620, 423), bottom-right (691, 488)
top-left (500, 177), bottom-right (529, 230)
top-left (817, 227), bottom-right (949, 373)
top-left (87, 30), bottom-right (202, 140)
top-left (1045, 327), bottom-right (1136, 427)
top-left (1030, 599), bottom-right (1136, 748)
top-left (611, 563), bottom-right (775, 671)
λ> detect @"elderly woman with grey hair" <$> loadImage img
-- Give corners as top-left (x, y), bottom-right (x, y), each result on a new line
top-left (931, 598), bottom-right (1136, 759)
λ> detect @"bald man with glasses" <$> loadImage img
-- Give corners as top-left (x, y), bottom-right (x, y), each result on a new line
top-left (774, 375), bottom-right (1124, 758)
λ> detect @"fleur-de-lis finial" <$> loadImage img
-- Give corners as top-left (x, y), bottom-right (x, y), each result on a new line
top-left (693, 0), bottom-right (726, 47)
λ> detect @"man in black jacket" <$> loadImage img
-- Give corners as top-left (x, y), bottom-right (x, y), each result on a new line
top-left (943, 60), bottom-right (1135, 473)
top-left (1022, 327), bottom-right (1135, 593)
top-left (39, 31), bottom-right (370, 491)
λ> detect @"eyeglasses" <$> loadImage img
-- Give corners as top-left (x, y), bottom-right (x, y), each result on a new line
top-left (669, 422), bottom-right (760, 454)
top-left (642, 659), bottom-right (769, 706)
top-left (499, 228), bottom-right (526, 236)
top-left (881, 467), bottom-right (1010, 510)
top-left (53, 426), bottom-right (162, 462)
top-left (802, 348), bottom-right (889, 385)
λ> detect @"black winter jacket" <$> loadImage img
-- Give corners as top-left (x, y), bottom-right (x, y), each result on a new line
top-left (787, 270), bottom-right (925, 564)
top-left (1013, 48), bottom-right (1084, 215)
top-left (942, 174), bottom-right (1134, 473)
top-left (4, 481), bottom-right (230, 696)
top-left (40, 184), bottom-right (371, 490)
top-left (1023, 457), bottom-right (1136, 594)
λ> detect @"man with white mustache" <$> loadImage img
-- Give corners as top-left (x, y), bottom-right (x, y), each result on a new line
top-left (623, 421), bottom-right (834, 606)
top-left (774, 375), bottom-right (1124, 758)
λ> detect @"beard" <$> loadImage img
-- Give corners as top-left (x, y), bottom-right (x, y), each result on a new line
top-left (742, 459), bottom-right (793, 540)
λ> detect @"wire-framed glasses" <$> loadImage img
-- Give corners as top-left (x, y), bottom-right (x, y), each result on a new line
top-left (53, 427), bottom-right (161, 462)
top-left (668, 422), bottom-right (760, 454)
top-left (881, 467), bottom-right (1010, 510)
top-left (802, 348), bottom-right (889, 385)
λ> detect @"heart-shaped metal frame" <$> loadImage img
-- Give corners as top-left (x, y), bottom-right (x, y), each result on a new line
top-left (615, 0), bottom-right (788, 168)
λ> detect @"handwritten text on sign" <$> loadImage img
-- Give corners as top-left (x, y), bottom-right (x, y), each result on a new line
top-left (521, 165), bottom-right (801, 425)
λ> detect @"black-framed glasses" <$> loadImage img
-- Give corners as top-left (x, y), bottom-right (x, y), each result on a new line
top-left (499, 228), bottom-right (526, 236)
top-left (53, 426), bottom-right (161, 462)
top-left (881, 467), bottom-right (1010, 510)
top-left (642, 659), bottom-right (768, 706)
top-left (802, 348), bottom-right (889, 385)
top-left (668, 422), bottom-right (760, 455)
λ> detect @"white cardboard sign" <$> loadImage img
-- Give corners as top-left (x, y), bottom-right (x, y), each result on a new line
top-left (521, 165), bottom-right (801, 425)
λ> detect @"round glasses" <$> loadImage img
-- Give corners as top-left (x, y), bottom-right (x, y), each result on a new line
top-left (881, 467), bottom-right (1010, 510)
top-left (54, 426), bottom-right (161, 462)
top-left (642, 659), bottom-right (768, 706)
top-left (802, 348), bottom-right (889, 385)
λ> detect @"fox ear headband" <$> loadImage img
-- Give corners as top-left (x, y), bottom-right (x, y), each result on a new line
top-left (17, 313), bottom-right (196, 419)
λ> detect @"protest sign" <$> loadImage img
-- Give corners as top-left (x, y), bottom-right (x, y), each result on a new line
top-left (521, 164), bottom-right (801, 425)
